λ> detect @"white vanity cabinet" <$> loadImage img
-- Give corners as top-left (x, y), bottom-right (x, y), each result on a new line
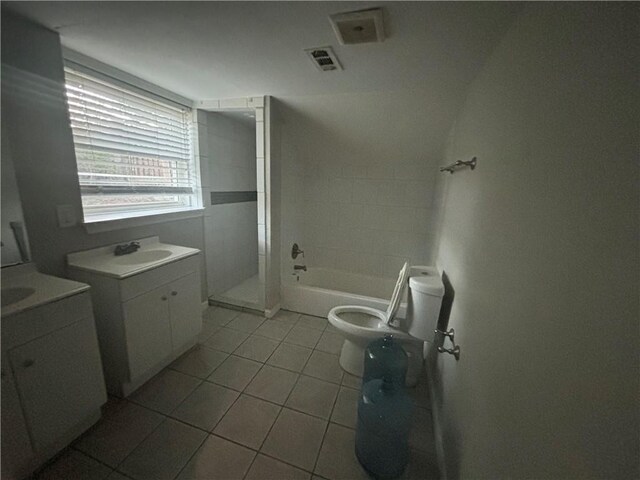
top-left (1, 288), bottom-right (107, 480)
top-left (68, 246), bottom-right (202, 397)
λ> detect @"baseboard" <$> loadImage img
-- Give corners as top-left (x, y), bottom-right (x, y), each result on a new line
top-left (427, 359), bottom-right (448, 480)
top-left (265, 303), bottom-right (281, 318)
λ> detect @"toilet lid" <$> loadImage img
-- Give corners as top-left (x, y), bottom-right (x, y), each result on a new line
top-left (384, 262), bottom-right (411, 324)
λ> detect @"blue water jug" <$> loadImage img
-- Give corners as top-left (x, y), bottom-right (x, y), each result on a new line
top-left (355, 376), bottom-right (413, 479)
top-left (363, 335), bottom-right (408, 387)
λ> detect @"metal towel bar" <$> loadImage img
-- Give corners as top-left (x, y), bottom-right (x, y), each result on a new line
top-left (440, 156), bottom-right (477, 174)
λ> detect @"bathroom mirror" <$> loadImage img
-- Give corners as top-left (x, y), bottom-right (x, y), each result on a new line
top-left (1, 122), bottom-right (31, 266)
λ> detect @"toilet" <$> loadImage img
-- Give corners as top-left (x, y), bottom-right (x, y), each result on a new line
top-left (328, 264), bottom-right (445, 386)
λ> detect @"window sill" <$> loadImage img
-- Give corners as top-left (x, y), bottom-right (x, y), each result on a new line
top-left (83, 207), bottom-right (205, 234)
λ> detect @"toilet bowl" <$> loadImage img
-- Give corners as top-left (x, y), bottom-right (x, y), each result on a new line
top-left (328, 264), bottom-right (444, 386)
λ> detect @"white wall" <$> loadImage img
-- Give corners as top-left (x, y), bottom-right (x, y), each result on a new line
top-left (279, 89), bottom-right (450, 281)
top-left (1, 13), bottom-right (208, 299)
top-left (201, 112), bottom-right (258, 296)
top-left (430, 3), bottom-right (639, 478)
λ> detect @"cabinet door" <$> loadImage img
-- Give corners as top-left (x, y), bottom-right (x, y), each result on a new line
top-left (1, 358), bottom-right (34, 480)
top-left (123, 286), bottom-right (172, 379)
top-left (9, 318), bottom-right (107, 451)
top-left (168, 272), bottom-right (202, 350)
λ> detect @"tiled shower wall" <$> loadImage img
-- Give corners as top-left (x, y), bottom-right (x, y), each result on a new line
top-left (279, 94), bottom-right (439, 280)
top-left (200, 112), bottom-right (258, 295)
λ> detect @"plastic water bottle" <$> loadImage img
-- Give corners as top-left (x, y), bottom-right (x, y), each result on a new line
top-left (363, 334), bottom-right (408, 387)
top-left (355, 376), bottom-right (413, 478)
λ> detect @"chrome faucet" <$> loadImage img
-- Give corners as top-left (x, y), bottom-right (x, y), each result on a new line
top-left (114, 241), bottom-right (141, 256)
top-left (294, 265), bottom-right (307, 272)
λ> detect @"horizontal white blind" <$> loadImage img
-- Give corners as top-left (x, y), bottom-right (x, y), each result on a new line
top-left (64, 66), bottom-right (196, 218)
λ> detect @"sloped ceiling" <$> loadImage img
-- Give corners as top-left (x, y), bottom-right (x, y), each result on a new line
top-left (4, 1), bottom-right (522, 102)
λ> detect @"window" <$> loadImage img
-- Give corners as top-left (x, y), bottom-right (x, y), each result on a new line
top-left (64, 66), bottom-right (199, 223)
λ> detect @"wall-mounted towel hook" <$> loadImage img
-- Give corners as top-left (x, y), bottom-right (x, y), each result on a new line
top-left (440, 156), bottom-right (477, 174)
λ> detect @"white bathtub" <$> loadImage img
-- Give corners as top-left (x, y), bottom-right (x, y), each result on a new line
top-left (281, 267), bottom-right (407, 318)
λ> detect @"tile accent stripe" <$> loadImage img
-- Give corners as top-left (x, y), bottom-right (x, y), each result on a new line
top-left (211, 191), bottom-right (257, 205)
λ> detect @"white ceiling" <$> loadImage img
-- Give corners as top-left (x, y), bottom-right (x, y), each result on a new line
top-left (5, 1), bottom-right (522, 102)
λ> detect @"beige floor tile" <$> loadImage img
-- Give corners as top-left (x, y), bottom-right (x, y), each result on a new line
top-left (170, 345), bottom-right (228, 379)
top-left (74, 402), bottom-right (164, 467)
top-left (399, 449), bottom-right (440, 480)
top-left (233, 335), bottom-right (280, 362)
top-left (341, 372), bottom-right (362, 389)
top-left (130, 369), bottom-right (201, 415)
top-left (409, 407), bottom-right (436, 455)
top-left (197, 322), bottom-right (220, 343)
top-left (315, 331), bottom-right (344, 355)
top-left (408, 375), bottom-right (431, 409)
top-left (271, 310), bottom-right (300, 325)
top-left (207, 355), bottom-right (261, 391)
top-left (226, 312), bottom-right (265, 333)
top-left (314, 424), bottom-right (369, 480)
top-left (303, 351), bottom-right (344, 384)
top-left (255, 319), bottom-right (294, 341)
top-left (214, 394), bottom-right (280, 449)
top-left (36, 450), bottom-right (112, 480)
top-left (261, 408), bottom-right (327, 471)
top-left (171, 382), bottom-right (239, 431)
top-left (297, 314), bottom-right (328, 331)
top-left (204, 328), bottom-right (250, 353)
top-left (177, 434), bottom-right (256, 480)
top-left (330, 386), bottom-right (359, 429)
top-left (245, 454), bottom-right (311, 480)
top-left (105, 472), bottom-right (130, 480)
top-left (286, 375), bottom-right (339, 419)
top-left (245, 365), bottom-right (299, 404)
top-left (203, 306), bottom-right (240, 327)
top-left (284, 325), bottom-right (322, 348)
top-left (267, 343), bottom-right (313, 372)
top-left (118, 418), bottom-right (206, 480)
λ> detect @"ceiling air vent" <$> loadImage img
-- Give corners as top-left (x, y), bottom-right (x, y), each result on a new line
top-left (329, 8), bottom-right (385, 45)
top-left (304, 46), bottom-right (342, 72)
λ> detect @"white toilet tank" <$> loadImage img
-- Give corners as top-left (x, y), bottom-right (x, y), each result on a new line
top-left (405, 266), bottom-right (445, 341)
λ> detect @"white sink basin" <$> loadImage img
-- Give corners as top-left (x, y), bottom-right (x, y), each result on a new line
top-left (113, 250), bottom-right (173, 265)
top-left (2, 287), bottom-right (36, 307)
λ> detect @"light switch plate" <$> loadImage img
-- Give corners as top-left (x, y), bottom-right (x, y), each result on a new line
top-left (56, 204), bottom-right (77, 228)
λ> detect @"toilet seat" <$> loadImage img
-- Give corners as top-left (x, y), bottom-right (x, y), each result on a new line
top-left (328, 305), bottom-right (415, 341)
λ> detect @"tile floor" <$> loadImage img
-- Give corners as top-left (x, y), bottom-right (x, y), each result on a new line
top-left (35, 307), bottom-right (440, 480)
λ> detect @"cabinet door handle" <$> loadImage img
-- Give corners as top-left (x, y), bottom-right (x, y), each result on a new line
top-left (22, 359), bottom-right (35, 368)
top-left (161, 296), bottom-right (168, 301)
top-left (171, 291), bottom-right (178, 296)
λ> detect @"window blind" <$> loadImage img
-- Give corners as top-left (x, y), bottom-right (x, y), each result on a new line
top-left (64, 66), bottom-right (197, 218)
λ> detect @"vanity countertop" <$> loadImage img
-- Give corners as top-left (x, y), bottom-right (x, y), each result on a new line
top-left (1, 263), bottom-right (90, 318)
top-left (66, 236), bottom-right (200, 280)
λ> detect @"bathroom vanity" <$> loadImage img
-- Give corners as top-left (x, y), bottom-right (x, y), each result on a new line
top-left (1, 264), bottom-right (107, 479)
top-left (67, 237), bottom-right (202, 396)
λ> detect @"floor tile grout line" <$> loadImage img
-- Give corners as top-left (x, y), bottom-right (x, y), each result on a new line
top-left (311, 371), bottom-right (345, 477)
